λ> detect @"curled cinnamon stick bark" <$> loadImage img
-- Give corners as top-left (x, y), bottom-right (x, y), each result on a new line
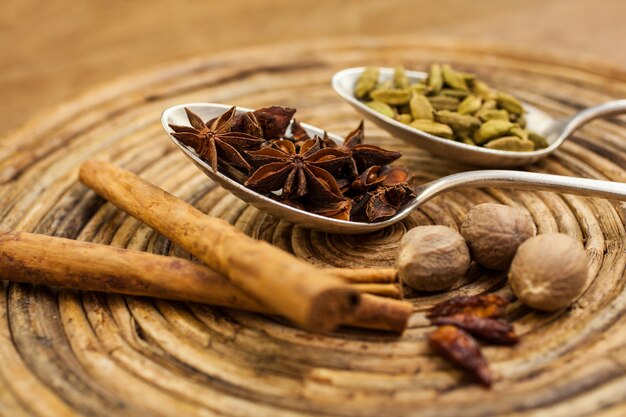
top-left (329, 268), bottom-right (397, 284)
top-left (0, 232), bottom-right (411, 332)
top-left (350, 283), bottom-right (403, 299)
top-left (79, 160), bottom-right (358, 332)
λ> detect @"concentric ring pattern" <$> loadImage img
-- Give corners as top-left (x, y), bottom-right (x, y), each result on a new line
top-left (0, 38), bottom-right (625, 416)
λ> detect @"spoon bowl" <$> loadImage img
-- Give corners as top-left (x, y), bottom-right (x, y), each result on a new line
top-left (162, 103), bottom-right (389, 233)
top-left (332, 67), bottom-right (626, 168)
top-left (162, 103), bottom-right (626, 234)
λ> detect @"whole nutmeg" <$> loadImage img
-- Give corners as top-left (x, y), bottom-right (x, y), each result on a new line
top-left (509, 233), bottom-right (588, 312)
top-left (461, 203), bottom-right (535, 270)
top-left (397, 225), bottom-right (470, 291)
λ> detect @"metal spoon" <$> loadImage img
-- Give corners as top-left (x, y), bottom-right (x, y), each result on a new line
top-left (332, 66), bottom-right (626, 168)
top-left (162, 103), bottom-right (626, 234)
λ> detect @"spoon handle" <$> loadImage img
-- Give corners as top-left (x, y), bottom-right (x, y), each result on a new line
top-left (562, 99), bottom-right (626, 138)
top-left (418, 170), bottom-right (626, 203)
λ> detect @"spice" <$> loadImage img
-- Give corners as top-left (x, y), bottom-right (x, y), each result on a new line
top-left (168, 107), bottom-right (264, 173)
top-left (508, 233), bottom-right (588, 311)
top-left (429, 325), bottom-right (492, 387)
top-left (79, 160), bottom-right (360, 332)
top-left (430, 315), bottom-right (519, 345)
top-left (0, 232), bottom-right (410, 332)
top-left (170, 106), bottom-right (414, 223)
top-left (428, 294), bottom-right (508, 319)
top-left (428, 294), bottom-right (519, 387)
top-left (461, 203), bottom-right (535, 270)
top-left (397, 225), bottom-right (470, 291)
top-left (354, 64), bottom-right (549, 152)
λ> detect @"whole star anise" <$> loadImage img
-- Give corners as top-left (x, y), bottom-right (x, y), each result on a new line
top-left (244, 138), bottom-right (352, 202)
top-left (168, 107), bottom-right (264, 173)
top-left (328, 121), bottom-right (403, 176)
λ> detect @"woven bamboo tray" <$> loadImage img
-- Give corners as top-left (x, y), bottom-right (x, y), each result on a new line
top-left (0, 38), bottom-right (625, 417)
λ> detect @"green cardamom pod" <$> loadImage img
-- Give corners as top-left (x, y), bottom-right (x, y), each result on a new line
top-left (459, 136), bottom-right (477, 146)
top-left (395, 114), bottom-right (413, 124)
top-left (528, 132), bottom-right (549, 149)
top-left (472, 80), bottom-right (496, 100)
top-left (457, 95), bottom-right (483, 115)
top-left (515, 114), bottom-right (527, 128)
top-left (478, 99), bottom-right (497, 112)
top-left (410, 82), bottom-right (427, 95)
top-left (484, 136), bottom-right (534, 152)
top-left (409, 119), bottom-right (454, 139)
top-left (428, 63), bottom-right (443, 93)
top-left (439, 88), bottom-right (470, 99)
top-left (435, 110), bottom-right (481, 136)
top-left (370, 88), bottom-right (412, 105)
top-left (496, 91), bottom-right (524, 115)
top-left (427, 95), bottom-right (460, 111)
top-left (478, 109), bottom-right (509, 122)
top-left (460, 71), bottom-right (476, 84)
top-left (410, 93), bottom-right (434, 120)
top-left (509, 126), bottom-right (529, 141)
top-left (365, 101), bottom-right (395, 118)
top-left (375, 80), bottom-right (393, 90)
top-left (474, 120), bottom-right (516, 144)
top-left (442, 64), bottom-right (468, 91)
top-left (398, 103), bottom-right (411, 115)
top-left (394, 66), bottom-right (409, 89)
top-left (355, 67), bottom-right (379, 99)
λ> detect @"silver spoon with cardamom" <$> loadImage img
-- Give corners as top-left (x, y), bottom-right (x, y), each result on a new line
top-left (162, 103), bottom-right (626, 234)
top-left (332, 66), bottom-right (626, 168)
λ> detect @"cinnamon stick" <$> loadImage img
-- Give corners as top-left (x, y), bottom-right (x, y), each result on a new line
top-left (350, 283), bottom-right (403, 299)
top-left (79, 160), bottom-right (358, 332)
top-left (329, 268), bottom-right (397, 284)
top-left (0, 232), bottom-right (411, 332)
top-left (345, 294), bottom-right (412, 333)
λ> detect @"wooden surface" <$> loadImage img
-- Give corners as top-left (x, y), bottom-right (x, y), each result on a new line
top-left (0, 37), bottom-right (625, 416)
top-left (2, 0), bottom-right (626, 134)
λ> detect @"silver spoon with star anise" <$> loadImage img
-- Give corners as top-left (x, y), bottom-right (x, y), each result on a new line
top-left (163, 103), bottom-right (626, 234)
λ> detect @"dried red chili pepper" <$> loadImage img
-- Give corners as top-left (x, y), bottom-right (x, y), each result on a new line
top-left (428, 294), bottom-right (508, 320)
top-left (429, 325), bottom-right (492, 387)
top-left (431, 314), bottom-right (519, 345)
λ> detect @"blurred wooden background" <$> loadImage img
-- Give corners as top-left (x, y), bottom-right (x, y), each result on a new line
top-left (2, 0), bottom-right (625, 134)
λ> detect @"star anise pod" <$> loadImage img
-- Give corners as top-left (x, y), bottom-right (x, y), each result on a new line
top-left (238, 111), bottom-right (264, 137)
top-left (244, 138), bottom-right (351, 202)
top-left (250, 106), bottom-right (296, 139)
top-left (320, 131), bottom-right (337, 149)
top-left (168, 107), bottom-right (264, 173)
top-left (366, 183), bottom-right (416, 221)
top-left (308, 199), bottom-right (353, 221)
top-left (286, 119), bottom-right (311, 148)
top-left (379, 166), bottom-right (413, 187)
top-left (328, 121), bottom-right (403, 176)
top-left (348, 165), bottom-right (386, 194)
